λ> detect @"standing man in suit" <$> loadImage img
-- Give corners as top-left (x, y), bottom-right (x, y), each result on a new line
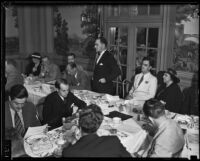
top-left (5, 84), bottom-right (41, 137)
top-left (92, 37), bottom-right (121, 95)
top-left (126, 57), bottom-right (157, 108)
top-left (42, 78), bottom-right (86, 130)
top-left (66, 63), bottom-right (91, 90)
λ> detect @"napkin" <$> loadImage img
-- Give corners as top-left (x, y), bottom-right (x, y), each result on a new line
top-left (24, 124), bottom-right (48, 139)
top-left (105, 111), bottom-right (133, 121)
top-left (104, 94), bottom-right (120, 102)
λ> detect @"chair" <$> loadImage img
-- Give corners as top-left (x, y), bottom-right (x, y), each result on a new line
top-left (35, 98), bottom-right (45, 124)
top-left (122, 79), bottom-right (131, 98)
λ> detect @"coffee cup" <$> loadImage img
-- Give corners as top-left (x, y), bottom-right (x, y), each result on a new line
top-left (113, 117), bottom-right (121, 124)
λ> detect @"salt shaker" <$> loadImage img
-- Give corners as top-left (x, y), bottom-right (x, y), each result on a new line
top-left (62, 117), bottom-right (66, 125)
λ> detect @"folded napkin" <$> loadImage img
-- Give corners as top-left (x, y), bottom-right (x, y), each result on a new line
top-left (24, 124), bottom-right (48, 139)
top-left (105, 111), bottom-right (133, 121)
top-left (104, 94), bottom-right (120, 102)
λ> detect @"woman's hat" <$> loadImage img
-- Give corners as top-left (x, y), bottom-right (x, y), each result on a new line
top-left (31, 52), bottom-right (41, 59)
top-left (165, 68), bottom-right (180, 83)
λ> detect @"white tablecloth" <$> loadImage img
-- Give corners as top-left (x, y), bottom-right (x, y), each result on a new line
top-left (23, 87), bottom-right (199, 159)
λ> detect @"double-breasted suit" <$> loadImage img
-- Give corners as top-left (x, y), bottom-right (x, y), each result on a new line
top-left (92, 50), bottom-right (121, 95)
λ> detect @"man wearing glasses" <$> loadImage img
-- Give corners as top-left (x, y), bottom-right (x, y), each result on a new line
top-left (5, 84), bottom-right (41, 137)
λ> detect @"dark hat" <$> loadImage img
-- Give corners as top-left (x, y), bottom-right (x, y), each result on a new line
top-left (165, 68), bottom-right (180, 83)
top-left (31, 52), bottom-right (41, 59)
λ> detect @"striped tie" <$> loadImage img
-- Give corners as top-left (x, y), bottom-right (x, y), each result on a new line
top-left (138, 74), bottom-right (144, 87)
top-left (14, 112), bottom-right (25, 137)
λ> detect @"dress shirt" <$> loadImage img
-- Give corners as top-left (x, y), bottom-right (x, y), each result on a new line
top-left (96, 50), bottom-right (106, 64)
top-left (9, 106), bottom-right (25, 128)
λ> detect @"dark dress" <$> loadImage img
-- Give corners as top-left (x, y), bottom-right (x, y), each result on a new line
top-left (62, 134), bottom-right (131, 157)
top-left (156, 83), bottom-right (183, 113)
top-left (92, 50), bottom-right (121, 95)
top-left (42, 91), bottom-right (86, 130)
top-left (25, 62), bottom-right (41, 76)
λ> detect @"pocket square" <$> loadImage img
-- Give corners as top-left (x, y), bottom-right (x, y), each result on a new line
top-left (99, 63), bottom-right (103, 66)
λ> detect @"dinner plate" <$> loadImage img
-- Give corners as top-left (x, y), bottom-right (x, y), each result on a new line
top-left (24, 134), bottom-right (54, 157)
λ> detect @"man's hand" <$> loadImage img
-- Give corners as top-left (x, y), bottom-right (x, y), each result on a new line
top-left (99, 78), bottom-right (106, 83)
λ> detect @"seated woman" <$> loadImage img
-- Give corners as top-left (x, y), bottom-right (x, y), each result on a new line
top-left (141, 99), bottom-right (185, 158)
top-left (155, 68), bottom-right (183, 113)
top-left (25, 52), bottom-right (42, 77)
top-left (62, 104), bottom-right (131, 157)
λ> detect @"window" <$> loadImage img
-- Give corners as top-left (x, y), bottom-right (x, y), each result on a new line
top-left (173, 4), bottom-right (199, 72)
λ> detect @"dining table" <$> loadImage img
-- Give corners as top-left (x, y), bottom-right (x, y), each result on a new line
top-left (23, 81), bottom-right (199, 159)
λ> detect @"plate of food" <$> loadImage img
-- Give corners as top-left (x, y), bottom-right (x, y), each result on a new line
top-left (24, 134), bottom-right (54, 157)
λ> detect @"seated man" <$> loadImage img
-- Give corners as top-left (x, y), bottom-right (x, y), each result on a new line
top-left (42, 78), bottom-right (86, 130)
top-left (65, 62), bottom-right (91, 90)
top-left (5, 84), bottom-right (41, 137)
top-left (5, 59), bottom-right (24, 92)
top-left (141, 99), bottom-right (185, 158)
top-left (5, 127), bottom-right (28, 158)
top-left (38, 55), bottom-right (61, 82)
top-left (62, 104), bottom-right (131, 157)
top-left (67, 53), bottom-right (84, 71)
top-left (126, 57), bottom-right (157, 108)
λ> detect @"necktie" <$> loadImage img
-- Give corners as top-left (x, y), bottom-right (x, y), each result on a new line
top-left (14, 112), bottom-right (25, 137)
top-left (138, 74), bottom-right (144, 87)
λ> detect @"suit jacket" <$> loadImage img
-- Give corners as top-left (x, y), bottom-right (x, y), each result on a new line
top-left (5, 66), bottom-right (24, 91)
top-left (42, 91), bottom-right (86, 130)
top-left (156, 83), bottom-right (183, 113)
top-left (5, 101), bottom-right (41, 130)
top-left (62, 134), bottom-right (131, 157)
top-left (67, 70), bottom-right (91, 90)
top-left (92, 50), bottom-right (121, 95)
top-left (147, 119), bottom-right (185, 158)
top-left (129, 72), bottom-right (157, 107)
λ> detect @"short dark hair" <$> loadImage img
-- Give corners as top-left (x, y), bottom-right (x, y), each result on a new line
top-left (143, 98), bottom-right (165, 119)
top-left (6, 59), bottom-right (17, 68)
top-left (79, 104), bottom-right (104, 133)
top-left (67, 53), bottom-right (76, 58)
top-left (142, 56), bottom-right (153, 67)
top-left (9, 84), bottom-right (28, 100)
top-left (55, 78), bottom-right (69, 89)
top-left (68, 62), bottom-right (77, 69)
top-left (97, 37), bottom-right (108, 47)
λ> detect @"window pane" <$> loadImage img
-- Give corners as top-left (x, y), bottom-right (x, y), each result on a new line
top-left (120, 27), bottom-right (128, 46)
top-left (120, 5), bottom-right (129, 16)
top-left (109, 27), bottom-right (119, 45)
top-left (119, 47), bottom-right (127, 65)
top-left (130, 5), bottom-right (138, 16)
top-left (136, 48), bottom-right (147, 68)
top-left (173, 4), bottom-right (199, 72)
top-left (149, 5), bottom-right (160, 15)
top-left (137, 27), bottom-right (147, 47)
top-left (147, 49), bottom-right (157, 68)
top-left (6, 6), bottom-right (19, 55)
top-left (138, 5), bottom-right (148, 15)
top-left (148, 28), bottom-right (159, 48)
top-left (111, 6), bottom-right (119, 16)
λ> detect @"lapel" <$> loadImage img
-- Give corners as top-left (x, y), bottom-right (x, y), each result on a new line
top-left (5, 102), bottom-right (13, 127)
top-left (96, 50), bottom-right (107, 65)
top-left (137, 73), bottom-right (151, 89)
